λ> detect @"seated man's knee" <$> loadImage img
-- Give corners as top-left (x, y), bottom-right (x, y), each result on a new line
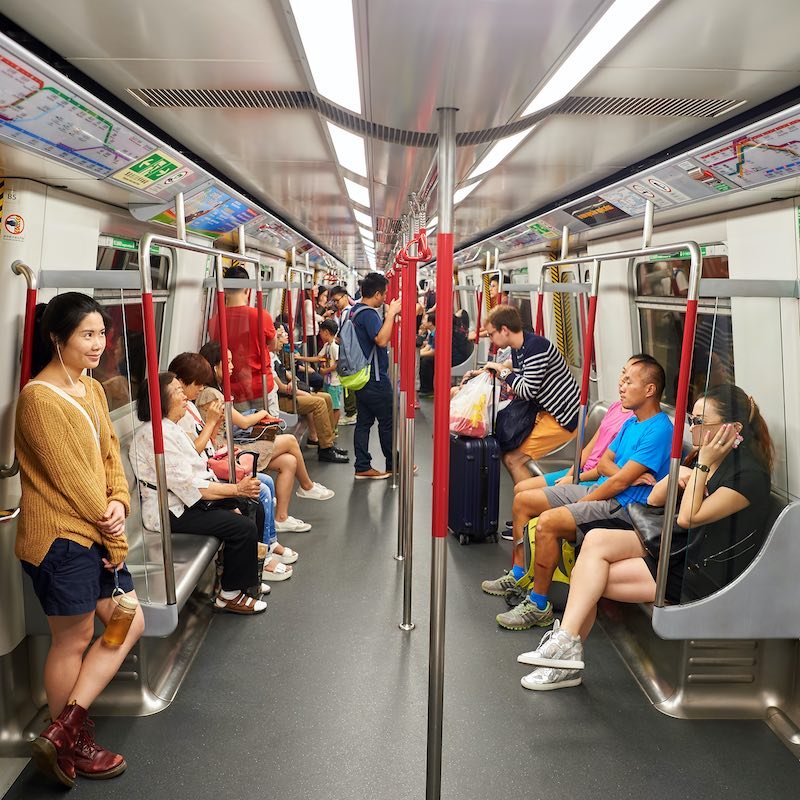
top-left (536, 510), bottom-right (559, 539)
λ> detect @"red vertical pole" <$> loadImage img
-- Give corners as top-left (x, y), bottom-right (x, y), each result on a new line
top-left (579, 295), bottom-right (598, 407)
top-left (671, 298), bottom-right (698, 458)
top-left (19, 287), bottom-right (37, 389)
top-left (400, 257), bottom-right (417, 418)
top-left (390, 270), bottom-right (400, 363)
top-left (215, 288), bottom-right (233, 404)
top-left (534, 291), bottom-right (545, 336)
top-left (431, 234), bottom-right (453, 540)
top-left (141, 293), bottom-right (164, 452)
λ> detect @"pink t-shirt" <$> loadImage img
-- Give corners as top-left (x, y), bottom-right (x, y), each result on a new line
top-left (583, 400), bottom-right (633, 471)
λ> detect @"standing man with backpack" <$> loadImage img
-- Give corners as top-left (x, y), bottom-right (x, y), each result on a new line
top-left (339, 272), bottom-right (401, 480)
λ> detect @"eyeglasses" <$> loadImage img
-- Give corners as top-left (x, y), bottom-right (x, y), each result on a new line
top-left (686, 414), bottom-right (723, 427)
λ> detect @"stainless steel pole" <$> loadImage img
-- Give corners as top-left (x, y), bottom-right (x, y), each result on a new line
top-left (426, 106), bottom-right (456, 800)
top-left (175, 192), bottom-right (186, 242)
top-left (642, 199), bottom-right (655, 249)
top-left (396, 387), bottom-right (407, 561)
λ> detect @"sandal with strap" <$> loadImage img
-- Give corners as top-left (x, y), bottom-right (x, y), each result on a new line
top-left (214, 592), bottom-right (267, 615)
top-left (262, 557), bottom-right (293, 581)
top-left (269, 542), bottom-right (299, 565)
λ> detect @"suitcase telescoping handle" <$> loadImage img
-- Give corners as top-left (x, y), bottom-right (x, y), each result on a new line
top-left (490, 373), bottom-right (497, 437)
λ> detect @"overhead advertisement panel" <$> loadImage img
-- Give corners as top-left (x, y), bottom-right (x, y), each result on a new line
top-left (696, 116), bottom-right (800, 187)
top-left (150, 184), bottom-right (260, 237)
top-left (245, 217), bottom-right (300, 247)
top-left (566, 196), bottom-right (630, 228)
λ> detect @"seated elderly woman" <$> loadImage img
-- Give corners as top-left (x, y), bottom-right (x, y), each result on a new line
top-left (197, 342), bottom-right (335, 533)
top-left (168, 351), bottom-right (295, 581)
top-left (130, 372), bottom-right (268, 614)
top-left (517, 384), bottom-right (774, 691)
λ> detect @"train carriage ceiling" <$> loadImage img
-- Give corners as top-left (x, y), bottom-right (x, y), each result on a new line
top-left (0, 0), bottom-right (799, 270)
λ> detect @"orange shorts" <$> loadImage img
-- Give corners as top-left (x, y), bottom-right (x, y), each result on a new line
top-left (519, 411), bottom-right (576, 460)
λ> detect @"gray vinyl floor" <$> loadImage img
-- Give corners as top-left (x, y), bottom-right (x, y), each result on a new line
top-left (6, 401), bottom-right (800, 799)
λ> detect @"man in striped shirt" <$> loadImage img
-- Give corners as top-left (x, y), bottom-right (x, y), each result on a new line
top-left (483, 305), bottom-right (580, 484)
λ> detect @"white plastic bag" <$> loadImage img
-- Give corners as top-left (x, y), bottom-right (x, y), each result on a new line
top-left (449, 373), bottom-right (495, 438)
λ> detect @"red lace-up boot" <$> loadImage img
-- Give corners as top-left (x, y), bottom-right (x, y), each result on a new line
top-left (30, 701), bottom-right (88, 787)
top-left (73, 717), bottom-right (127, 779)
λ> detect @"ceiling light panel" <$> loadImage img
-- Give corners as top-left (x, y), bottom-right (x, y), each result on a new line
top-left (454, 181), bottom-right (482, 204)
top-left (289, 0), bottom-right (362, 113)
top-left (523, 0), bottom-right (662, 117)
top-left (353, 208), bottom-right (373, 227)
top-left (359, 226), bottom-right (374, 240)
top-left (469, 128), bottom-right (533, 179)
top-left (344, 177), bottom-right (370, 207)
top-left (326, 121), bottom-right (367, 177)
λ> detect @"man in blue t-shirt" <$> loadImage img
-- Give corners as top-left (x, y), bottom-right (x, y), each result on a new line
top-left (495, 356), bottom-right (673, 630)
top-left (351, 272), bottom-right (402, 479)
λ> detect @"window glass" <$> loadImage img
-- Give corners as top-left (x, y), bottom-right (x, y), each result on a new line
top-left (95, 240), bottom-right (172, 412)
top-left (634, 245), bottom-right (732, 407)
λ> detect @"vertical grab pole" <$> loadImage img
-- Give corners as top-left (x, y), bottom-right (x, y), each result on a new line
top-left (427, 106), bottom-right (456, 800)
top-left (288, 249), bottom-right (298, 415)
top-left (399, 237), bottom-right (418, 631)
top-left (307, 252), bottom-right (317, 356)
top-left (139, 234), bottom-right (176, 606)
top-left (572, 260), bottom-right (600, 484)
top-left (390, 268), bottom-right (402, 495)
top-left (241, 226), bottom-right (270, 412)
top-left (299, 267), bottom-right (308, 360)
top-left (175, 192), bottom-right (186, 242)
top-left (654, 242), bottom-right (702, 606)
top-left (642, 199), bottom-right (655, 249)
top-left (214, 254), bottom-right (237, 482)
top-left (395, 259), bottom-right (408, 561)
top-left (472, 283), bottom-right (483, 370)
top-left (11, 261), bottom-right (38, 389)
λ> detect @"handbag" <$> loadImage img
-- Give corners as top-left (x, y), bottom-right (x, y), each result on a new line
top-left (208, 448), bottom-right (257, 482)
top-left (627, 502), bottom-right (688, 559)
top-left (495, 397), bottom-right (538, 452)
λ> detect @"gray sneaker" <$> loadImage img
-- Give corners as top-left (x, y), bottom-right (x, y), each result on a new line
top-left (521, 666), bottom-right (583, 691)
top-left (517, 620), bottom-right (584, 668)
top-left (496, 598), bottom-right (554, 630)
top-left (481, 572), bottom-right (517, 596)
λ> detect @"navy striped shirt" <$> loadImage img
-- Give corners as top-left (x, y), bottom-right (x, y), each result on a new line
top-left (506, 332), bottom-right (580, 430)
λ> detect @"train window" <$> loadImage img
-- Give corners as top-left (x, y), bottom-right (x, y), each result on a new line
top-left (94, 238), bottom-right (173, 413)
top-left (633, 245), bottom-right (733, 407)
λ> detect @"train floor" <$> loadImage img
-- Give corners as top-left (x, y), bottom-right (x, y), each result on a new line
top-left (5, 401), bottom-right (800, 799)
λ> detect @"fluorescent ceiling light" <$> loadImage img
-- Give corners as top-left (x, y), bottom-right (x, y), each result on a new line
top-left (469, 128), bottom-right (532, 179)
top-left (290, 0), bottom-right (362, 113)
top-left (454, 181), bottom-right (481, 204)
top-left (359, 226), bottom-right (374, 241)
top-left (344, 177), bottom-right (370, 208)
top-left (426, 216), bottom-right (438, 230)
top-left (523, 0), bottom-right (662, 116)
top-left (353, 208), bottom-right (372, 227)
top-left (326, 121), bottom-right (367, 177)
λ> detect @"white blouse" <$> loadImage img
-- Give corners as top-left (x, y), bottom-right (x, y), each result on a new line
top-left (176, 400), bottom-right (216, 459)
top-left (130, 419), bottom-right (216, 531)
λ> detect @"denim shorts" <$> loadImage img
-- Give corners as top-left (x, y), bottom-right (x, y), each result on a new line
top-left (21, 538), bottom-right (134, 617)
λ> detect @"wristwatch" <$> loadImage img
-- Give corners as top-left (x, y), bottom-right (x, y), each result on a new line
top-left (695, 463), bottom-right (710, 473)
top-left (499, 368), bottom-right (512, 380)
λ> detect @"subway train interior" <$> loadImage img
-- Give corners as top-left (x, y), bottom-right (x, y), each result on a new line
top-left (0, 1), bottom-right (799, 798)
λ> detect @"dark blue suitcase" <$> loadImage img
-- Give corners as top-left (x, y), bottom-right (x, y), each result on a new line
top-left (448, 434), bottom-right (501, 544)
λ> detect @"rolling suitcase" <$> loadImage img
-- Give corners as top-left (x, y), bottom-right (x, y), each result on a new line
top-left (448, 434), bottom-right (501, 544)
top-left (448, 376), bottom-right (500, 544)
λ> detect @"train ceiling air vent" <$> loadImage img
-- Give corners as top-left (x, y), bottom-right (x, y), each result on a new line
top-left (555, 96), bottom-right (745, 117)
top-left (126, 89), bottom-right (745, 148)
top-left (376, 217), bottom-right (401, 236)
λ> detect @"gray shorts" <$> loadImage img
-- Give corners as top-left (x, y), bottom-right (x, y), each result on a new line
top-left (542, 483), bottom-right (633, 547)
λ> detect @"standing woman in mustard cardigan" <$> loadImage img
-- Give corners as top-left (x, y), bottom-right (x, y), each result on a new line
top-left (15, 292), bottom-right (144, 787)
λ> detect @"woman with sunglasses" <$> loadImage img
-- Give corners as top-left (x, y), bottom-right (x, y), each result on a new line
top-left (515, 384), bottom-right (774, 692)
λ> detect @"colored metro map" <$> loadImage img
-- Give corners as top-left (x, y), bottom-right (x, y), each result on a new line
top-left (697, 117), bottom-right (800, 186)
top-left (0, 49), bottom-right (152, 177)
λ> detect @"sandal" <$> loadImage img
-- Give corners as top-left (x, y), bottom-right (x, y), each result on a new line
top-left (269, 542), bottom-right (299, 565)
top-left (262, 557), bottom-right (293, 581)
top-left (214, 592), bottom-right (267, 615)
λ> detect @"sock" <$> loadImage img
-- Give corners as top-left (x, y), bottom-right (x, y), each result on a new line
top-left (511, 565), bottom-right (525, 581)
top-left (528, 590), bottom-right (549, 610)
top-left (219, 589), bottom-right (239, 600)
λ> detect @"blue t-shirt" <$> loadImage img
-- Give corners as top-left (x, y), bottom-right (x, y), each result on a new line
top-left (596, 412), bottom-right (673, 506)
top-left (351, 303), bottom-right (389, 382)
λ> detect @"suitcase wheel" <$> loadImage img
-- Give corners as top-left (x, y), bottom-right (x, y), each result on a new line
top-left (458, 533), bottom-right (469, 546)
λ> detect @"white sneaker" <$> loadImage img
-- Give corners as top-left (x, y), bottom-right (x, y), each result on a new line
top-left (517, 621), bottom-right (584, 669)
top-left (274, 515), bottom-right (312, 533)
top-left (296, 482), bottom-right (335, 500)
top-left (521, 666), bottom-right (583, 691)
top-left (339, 415), bottom-right (357, 426)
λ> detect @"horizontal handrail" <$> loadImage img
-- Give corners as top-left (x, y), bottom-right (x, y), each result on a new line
top-left (201, 277), bottom-right (302, 290)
